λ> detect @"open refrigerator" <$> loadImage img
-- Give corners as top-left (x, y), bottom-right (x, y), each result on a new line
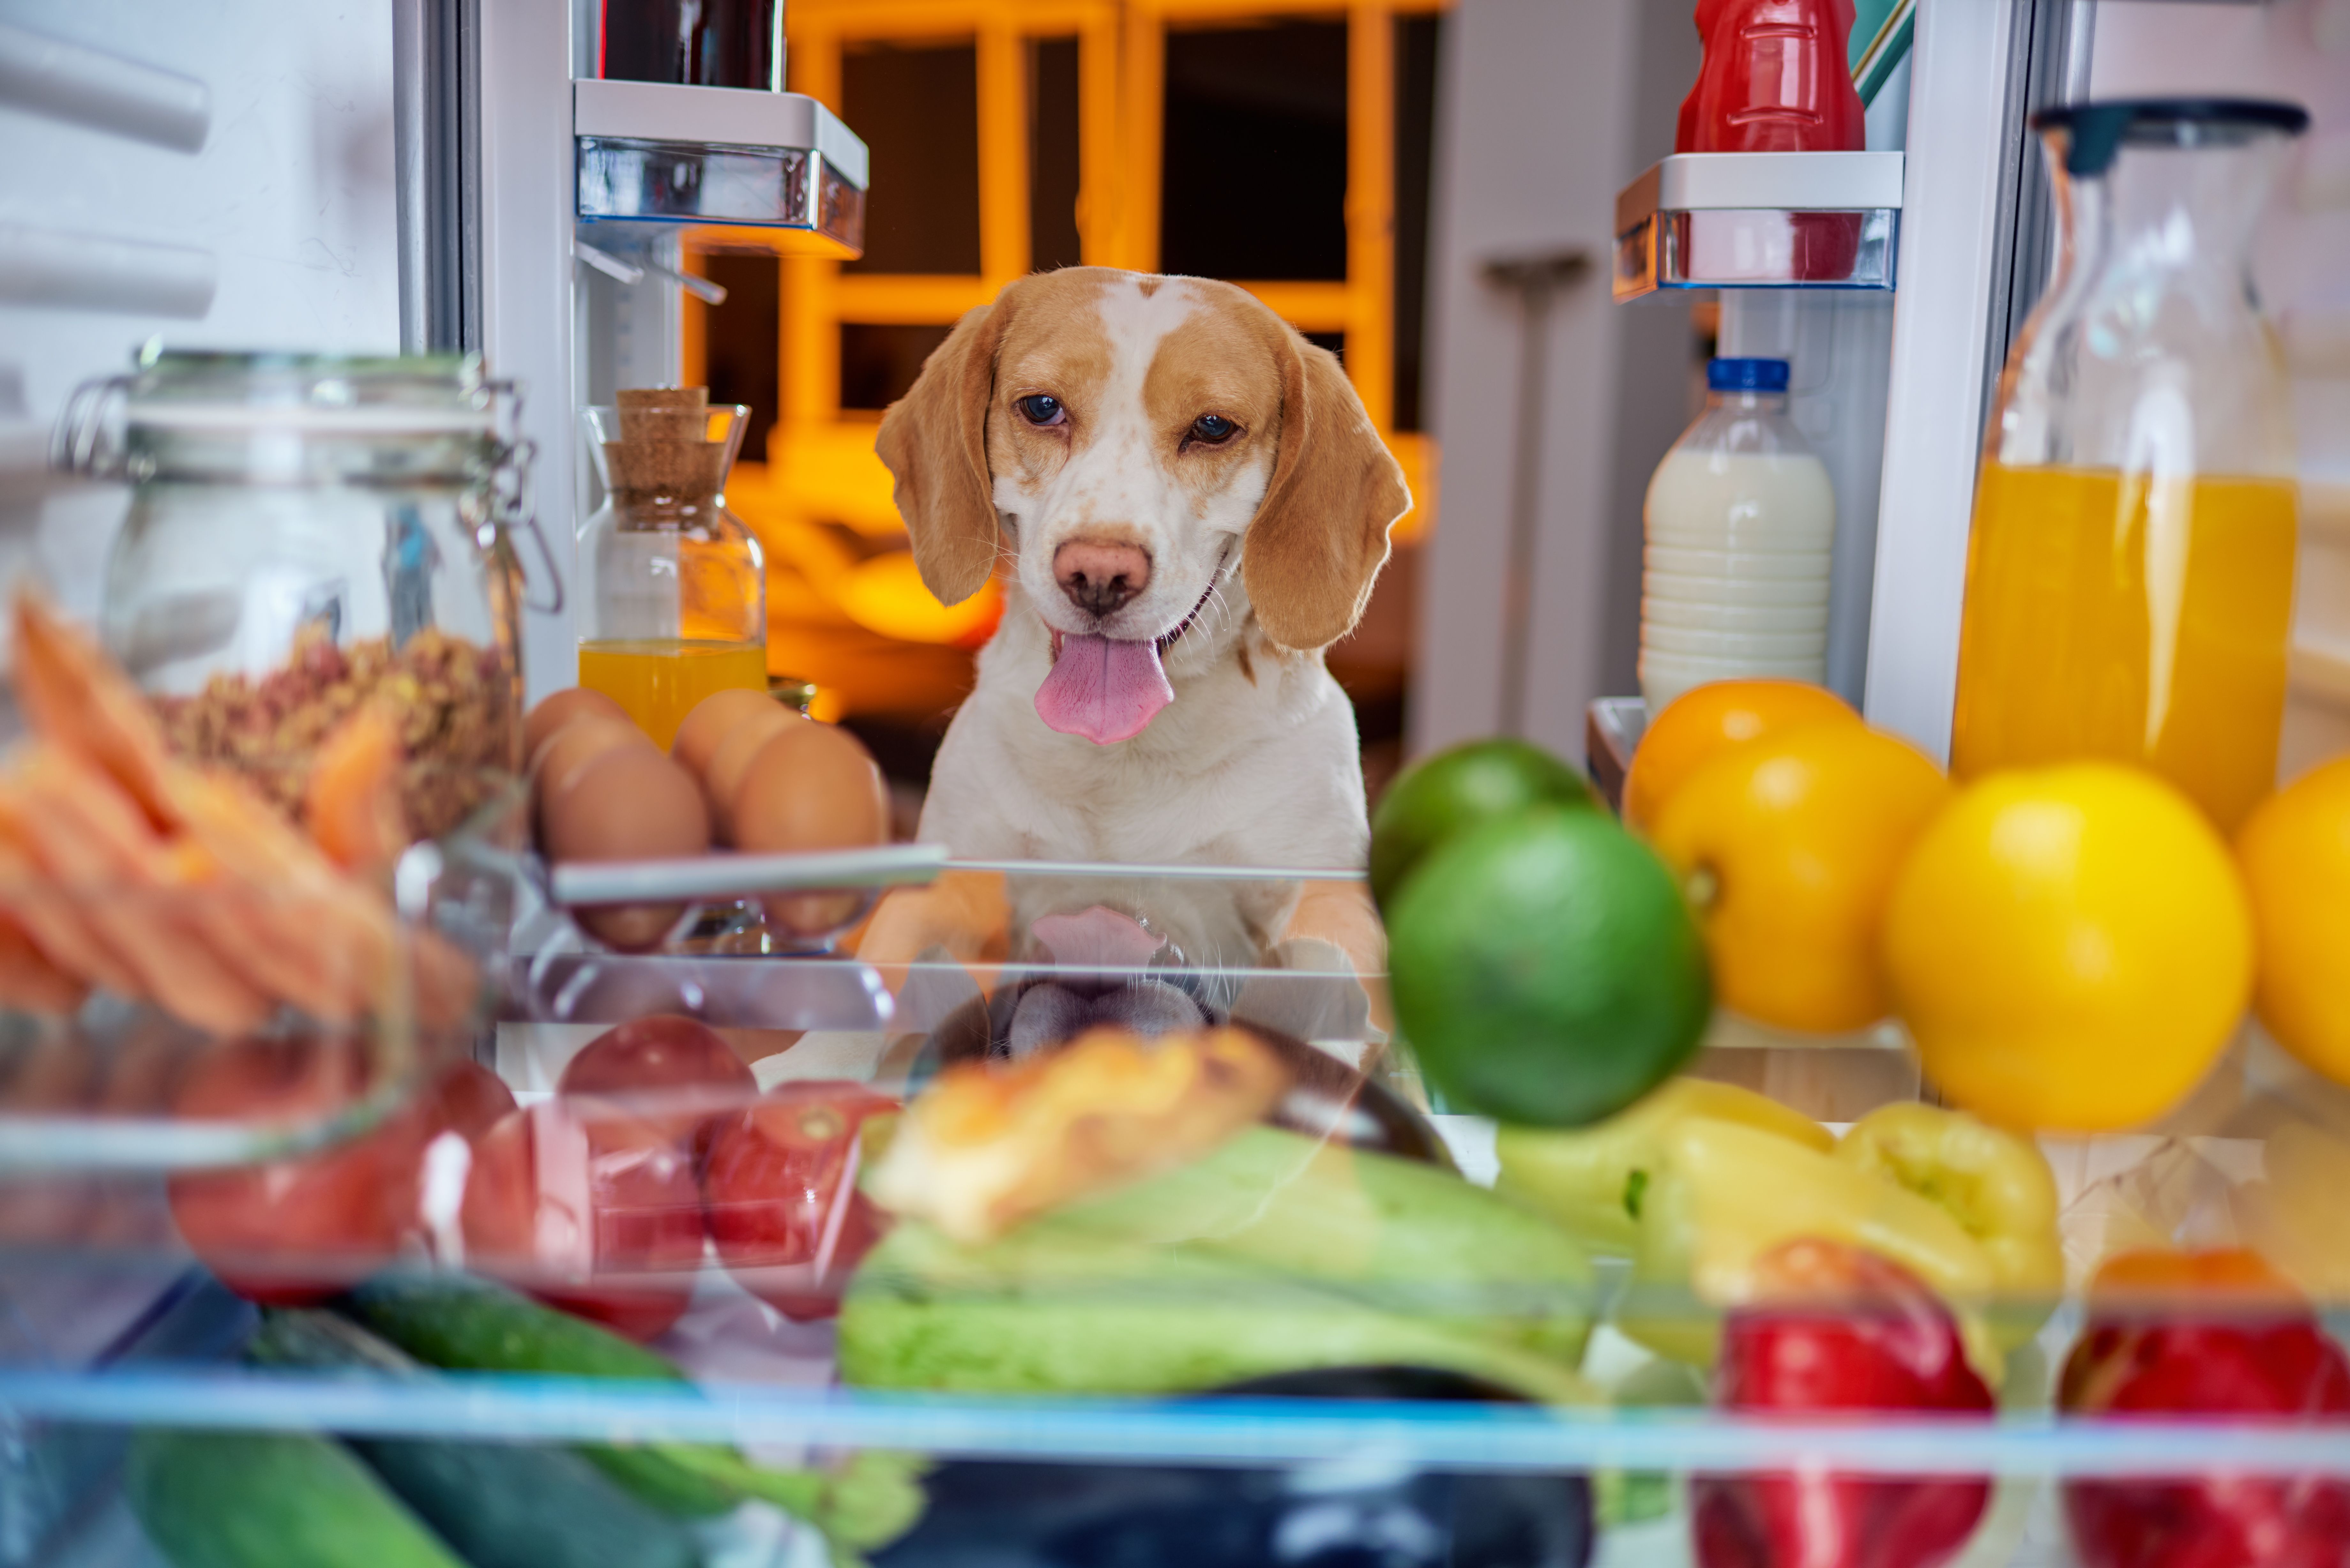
top-left (4, 2), bottom-right (2350, 1567)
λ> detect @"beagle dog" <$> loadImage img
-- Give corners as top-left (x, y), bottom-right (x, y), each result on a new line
top-left (867, 268), bottom-right (1408, 979)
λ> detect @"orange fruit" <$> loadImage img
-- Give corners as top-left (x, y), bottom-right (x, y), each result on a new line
top-left (2235, 755), bottom-right (2350, 1086)
top-left (1649, 721), bottom-right (1950, 1033)
top-left (1624, 680), bottom-right (1858, 830)
top-left (2088, 1246), bottom-right (2301, 1307)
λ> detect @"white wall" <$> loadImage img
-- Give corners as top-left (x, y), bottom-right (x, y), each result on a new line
top-left (1413, 0), bottom-right (1698, 764)
top-left (2088, 0), bottom-right (2350, 780)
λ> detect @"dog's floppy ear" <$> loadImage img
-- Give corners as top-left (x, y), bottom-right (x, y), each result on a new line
top-left (1242, 332), bottom-right (1411, 651)
top-left (876, 299), bottom-right (1010, 606)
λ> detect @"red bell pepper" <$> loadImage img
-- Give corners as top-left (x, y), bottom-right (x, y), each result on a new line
top-left (1693, 1238), bottom-right (1995, 1568)
top-left (2061, 1248), bottom-right (2350, 1568)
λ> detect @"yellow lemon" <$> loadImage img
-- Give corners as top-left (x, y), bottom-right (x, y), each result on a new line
top-left (1881, 763), bottom-right (2253, 1132)
top-left (2236, 755), bottom-right (2350, 1085)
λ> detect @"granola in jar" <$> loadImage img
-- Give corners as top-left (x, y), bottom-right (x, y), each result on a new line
top-left (153, 625), bottom-right (518, 842)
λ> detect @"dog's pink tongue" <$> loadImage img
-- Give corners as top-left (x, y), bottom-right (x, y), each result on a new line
top-left (1035, 635), bottom-right (1173, 744)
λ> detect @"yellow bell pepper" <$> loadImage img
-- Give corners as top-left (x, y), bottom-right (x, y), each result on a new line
top-left (1832, 1103), bottom-right (2063, 1346)
top-left (1494, 1079), bottom-right (1832, 1255)
top-left (1623, 1117), bottom-right (2005, 1385)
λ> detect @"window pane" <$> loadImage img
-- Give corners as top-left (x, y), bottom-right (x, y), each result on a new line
top-left (841, 323), bottom-right (955, 411)
top-left (701, 252), bottom-right (781, 460)
top-left (1029, 37), bottom-right (1083, 273)
top-left (1393, 14), bottom-right (1441, 433)
top-left (843, 43), bottom-right (982, 275)
top-left (1160, 22), bottom-right (1347, 282)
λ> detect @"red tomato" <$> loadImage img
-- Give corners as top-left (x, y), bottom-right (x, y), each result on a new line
top-left (460, 1099), bottom-right (707, 1342)
top-left (428, 1058), bottom-right (521, 1143)
top-left (377, 1060), bottom-right (517, 1247)
top-left (558, 1015), bottom-right (755, 1160)
top-left (701, 1080), bottom-right (897, 1321)
top-left (166, 1035), bottom-right (410, 1304)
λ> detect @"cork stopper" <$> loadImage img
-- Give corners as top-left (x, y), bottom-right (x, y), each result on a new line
top-left (606, 386), bottom-right (729, 497)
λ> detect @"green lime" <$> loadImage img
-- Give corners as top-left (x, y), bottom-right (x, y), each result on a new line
top-left (1387, 805), bottom-right (1710, 1128)
top-left (1370, 739), bottom-right (1594, 910)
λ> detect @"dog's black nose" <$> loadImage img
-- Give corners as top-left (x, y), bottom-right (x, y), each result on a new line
top-left (1053, 539), bottom-right (1152, 617)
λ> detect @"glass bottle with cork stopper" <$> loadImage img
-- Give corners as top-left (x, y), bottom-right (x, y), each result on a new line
top-left (576, 387), bottom-right (766, 748)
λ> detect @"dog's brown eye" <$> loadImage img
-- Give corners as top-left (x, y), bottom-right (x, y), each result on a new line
top-left (1189, 413), bottom-right (1237, 444)
top-left (1016, 394), bottom-right (1065, 426)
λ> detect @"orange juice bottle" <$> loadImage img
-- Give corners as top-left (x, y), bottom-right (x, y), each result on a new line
top-left (1951, 466), bottom-right (2298, 831)
top-left (1952, 100), bottom-right (2307, 830)
top-left (576, 391), bottom-right (766, 748)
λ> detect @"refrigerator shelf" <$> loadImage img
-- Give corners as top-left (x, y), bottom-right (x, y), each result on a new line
top-left (1613, 152), bottom-right (1906, 299)
top-left (572, 79), bottom-right (867, 253)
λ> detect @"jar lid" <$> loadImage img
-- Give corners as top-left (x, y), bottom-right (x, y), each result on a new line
top-left (119, 346), bottom-right (497, 437)
top-left (2032, 99), bottom-right (2310, 177)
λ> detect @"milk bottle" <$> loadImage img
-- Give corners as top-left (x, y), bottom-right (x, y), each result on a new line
top-left (1639, 358), bottom-right (1836, 713)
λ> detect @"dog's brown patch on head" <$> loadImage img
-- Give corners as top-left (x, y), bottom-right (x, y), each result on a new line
top-left (878, 269), bottom-right (1121, 604)
top-left (1136, 276), bottom-right (1163, 298)
top-left (1142, 288), bottom-right (1285, 496)
top-left (1209, 283), bottom-right (1410, 652)
top-left (1236, 641), bottom-right (1255, 686)
top-left (989, 271), bottom-right (1119, 488)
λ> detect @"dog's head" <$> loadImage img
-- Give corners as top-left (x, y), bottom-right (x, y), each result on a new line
top-left (875, 268), bottom-right (1409, 744)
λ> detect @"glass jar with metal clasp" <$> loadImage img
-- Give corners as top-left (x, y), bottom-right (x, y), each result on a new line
top-left (54, 345), bottom-right (561, 845)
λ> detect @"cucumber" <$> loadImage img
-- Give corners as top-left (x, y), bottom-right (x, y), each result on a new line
top-left (341, 1275), bottom-right (688, 1384)
top-left (338, 1274), bottom-right (925, 1552)
top-left (125, 1427), bottom-right (464, 1568)
top-left (249, 1311), bottom-right (700, 1568)
top-left (339, 1276), bottom-right (734, 1518)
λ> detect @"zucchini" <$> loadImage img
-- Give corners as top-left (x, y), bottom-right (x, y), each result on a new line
top-left (249, 1311), bottom-right (700, 1568)
top-left (125, 1427), bottom-right (464, 1568)
top-left (339, 1274), bottom-right (925, 1554)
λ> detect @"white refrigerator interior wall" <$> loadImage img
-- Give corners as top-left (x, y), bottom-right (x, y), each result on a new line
top-left (1860, 0), bottom-right (2024, 760)
top-left (1414, 0), bottom-right (1699, 765)
top-left (0, 0), bottom-right (401, 629)
top-left (2085, 0), bottom-right (2350, 782)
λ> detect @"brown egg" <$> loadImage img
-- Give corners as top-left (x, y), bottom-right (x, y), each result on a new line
top-left (532, 717), bottom-right (654, 858)
top-left (532, 716), bottom-right (652, 801)
top-left (525, 687), bottom-right (631, 759)
top-left (702, 708), bottom-right (805, 843)
top-left (541, 745), bottom-right (711, 952)
top-left (672, 688), bottom-right (796, 820)
top-left (731, 722), bottom-right (889, 937)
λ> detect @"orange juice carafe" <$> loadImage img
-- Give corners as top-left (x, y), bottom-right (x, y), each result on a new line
top-left (1951, 100), bottom-right (2308, 832)
top-left (576, 389), bottom-right (766, 749)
